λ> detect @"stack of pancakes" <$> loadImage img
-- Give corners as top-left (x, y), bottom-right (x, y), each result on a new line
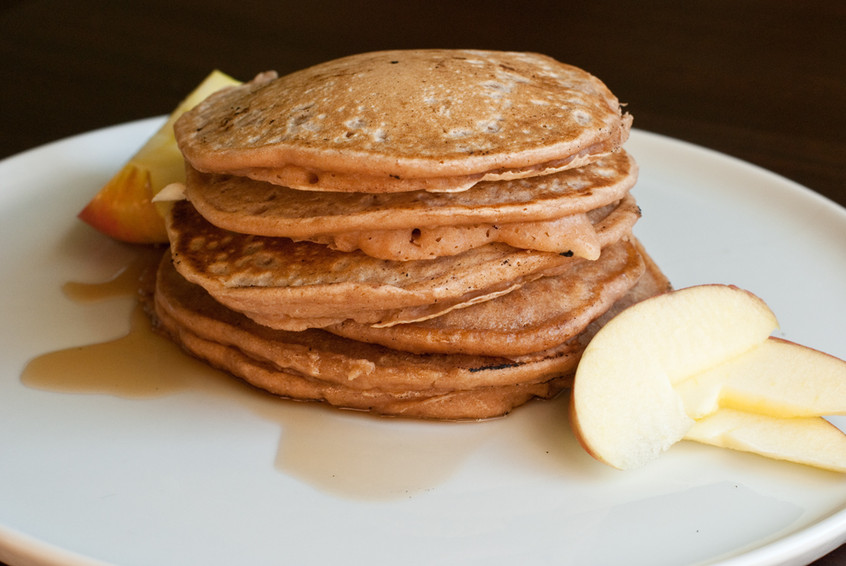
top-left (151, 50), bottom-right (670, 420)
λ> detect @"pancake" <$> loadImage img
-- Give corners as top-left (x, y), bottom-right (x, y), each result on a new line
top-left (149, 49), bottom-right (670, 420)
top-left (166, 195), bottom-right (640, 329)
top-left (155, 251), bottom-right (579, 392)
top-left (182, 150), bottom-right (638, 238)
top-left (167, 200), bottom-right (578, 328)
top-left (326, 237), bottom-right (646, 357)
top-left (318, 194), bottom-right (639, 261)
top-left (174, 50), bottom-right (632, 193)
top-left (152, 252), bottom-right (575, 419)
top-left (183, 195), bottom-right (640, 263)
top-left (180, 150), bottom-right (639, 261)
top-left (150, 245), bottom-right (670, 420)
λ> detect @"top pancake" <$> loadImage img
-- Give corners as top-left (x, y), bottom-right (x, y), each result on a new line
top-left (174, 50), bottom-right (632, 193)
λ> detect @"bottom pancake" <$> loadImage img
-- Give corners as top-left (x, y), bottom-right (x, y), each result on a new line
top-left (148, 244), bottom-right (669, 420)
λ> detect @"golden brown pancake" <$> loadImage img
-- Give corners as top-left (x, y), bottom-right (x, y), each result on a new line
top-left (174, 50), bottom-right (632, 193)
top-left (241, 195), bottom-right (639, 263)
top-left (152, 253), bottom-right (576, 419)
top-left (182, 150), bottom-right (637, 237)
top-left (179, 150), bottom-right (639, 261)
top-left (150, 245), bottom-right (670, 420)
top-left (313, 199), bottom-right (628, 262)
top-left (150, 49), bottom-right (670, 420)
top-left (326, 237), bottom-right (646, 357)
top-left (167, 200), bottom-right (580, 328)
top-left (154, 251), bottom-right (578, 392)
top-left (165, 196), bottom-right (640, 329)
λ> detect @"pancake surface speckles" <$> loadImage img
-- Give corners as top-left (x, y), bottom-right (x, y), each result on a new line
top-left (174, 50), bottom-right (632, 192)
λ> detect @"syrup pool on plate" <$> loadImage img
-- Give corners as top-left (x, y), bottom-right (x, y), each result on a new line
top-left (19, 245), bottom-right (569, 500)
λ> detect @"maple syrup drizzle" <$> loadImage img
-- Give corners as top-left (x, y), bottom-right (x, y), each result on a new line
top-left (61, 245), bottom-right (163, 303)
top-left (21, 245), bottom-right (540, 500)
top-left (20, 247), bottom-right (191, 397)
top-left (23, 303), bottom-right (185, 397)
top-left (264, 401), bottom-right (493, 500)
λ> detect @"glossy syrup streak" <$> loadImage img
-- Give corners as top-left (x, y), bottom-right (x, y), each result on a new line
top-left (19, 245), bottom-right (574, 500)
top-left (22, 246), bottom-right (195, 398)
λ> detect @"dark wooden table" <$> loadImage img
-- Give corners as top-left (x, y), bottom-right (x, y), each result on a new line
top-left (1, 1), bottom-right (844, 564)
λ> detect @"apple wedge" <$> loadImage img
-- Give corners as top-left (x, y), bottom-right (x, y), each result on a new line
top-left (570, 284), bottom-right (778, 470)
top-left (677, 337), bottom-right (846, 419)
top-left (685, 409), bottom-right (846, 473)
top-left (78, 70), bottom-right (241, 243)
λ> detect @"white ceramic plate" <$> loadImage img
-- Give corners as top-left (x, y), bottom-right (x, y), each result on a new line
top-left (1, 120), bottom-right (845, 566)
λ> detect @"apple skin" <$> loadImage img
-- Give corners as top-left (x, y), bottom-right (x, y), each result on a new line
top-left (570, 284), bottom-right (778, 470)
top-left (78, 162), bottom-right (169, 244)
top-left (78, 70), bottom-right (241, 243)
top-left (685, 408), bottom-right (846, 473)
top-left (677, 336), bottom-right (846, 419)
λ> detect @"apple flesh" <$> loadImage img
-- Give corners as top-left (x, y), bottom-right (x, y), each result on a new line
top-left (78, 70), bottom-right (241, 243)
top-left (571, 283), bottom-right (846, 472)
top-left (677, 337), bottom-right (846, 419)
top-left (571, 284), bottom-right (778, 470)
top-left (685, 409), bottom-right (846, 473)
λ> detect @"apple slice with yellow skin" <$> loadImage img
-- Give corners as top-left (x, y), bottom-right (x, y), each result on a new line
top-left (78, 70), bottom-right (241, 243)
top-left (570, 284), bottom-right (779, 470)
top-left (685, 409), bottom-right (846, 473)
top-left (677, 336), bottom-right (846, 419)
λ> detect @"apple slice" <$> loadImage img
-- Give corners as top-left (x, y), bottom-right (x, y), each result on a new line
top-left (677, 337), bottom-right (846, 419)
top-left (570, 284), bottom-right (778, 470)
top-left (684, 409), bottom-right (846, 473)
top-left (78, 70), bottom-right (241, 243)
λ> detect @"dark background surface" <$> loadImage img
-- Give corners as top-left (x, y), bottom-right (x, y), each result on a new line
top-left (2, 0), bottom-right (844, 208)
top-left (1, 1), bottom-right (844, 564)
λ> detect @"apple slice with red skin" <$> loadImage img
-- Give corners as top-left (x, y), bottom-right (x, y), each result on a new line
top-left (79, 162), bottom-right (171, 243)
top-left (78, 70), bottom-right (240, 243)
